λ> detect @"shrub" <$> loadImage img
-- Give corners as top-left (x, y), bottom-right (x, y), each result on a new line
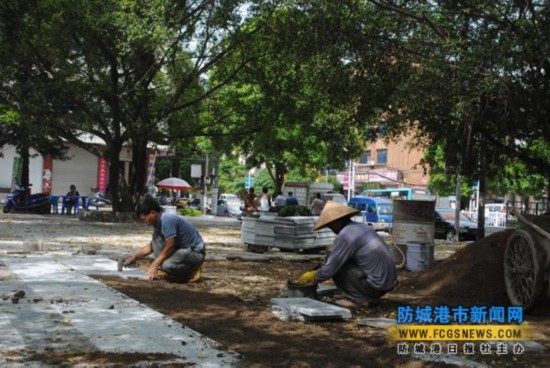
top-left (179, 208), bottom-right (203, 216)
top-left (276, 205), bottom-right (312, 217)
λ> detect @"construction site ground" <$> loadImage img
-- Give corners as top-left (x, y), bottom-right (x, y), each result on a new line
top-left (1, 212), bottom-right (550, 367)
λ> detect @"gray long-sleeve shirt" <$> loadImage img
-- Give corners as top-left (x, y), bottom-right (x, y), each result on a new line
top-left (315, 222), bottom-right (397, 291)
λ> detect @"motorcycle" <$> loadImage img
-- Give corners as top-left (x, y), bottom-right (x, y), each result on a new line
top-left (90, 186), bottom-right (112, 206)
top-left (2, 187), bottom-right (51, 214)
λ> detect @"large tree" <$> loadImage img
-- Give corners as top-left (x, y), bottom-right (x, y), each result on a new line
top-left (1, 0), bottom-right (255, 211)
top-left (0, 1), bottom-right (69, 188)
top-left (208, 1), bottom-right (403, 192)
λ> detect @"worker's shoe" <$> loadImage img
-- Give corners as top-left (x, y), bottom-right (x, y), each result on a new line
top-left (188, 264), bottom-right (203, 283)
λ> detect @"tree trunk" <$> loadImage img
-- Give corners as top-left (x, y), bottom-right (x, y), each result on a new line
top-left (106, 141), bottom-right (123, 212)
top-left (454, 172), bottom-right (462, 237)
top-left (19, 144), bottom-right (30, 190)
top-left (130, 140), bottom-right (148, 207)
top-left (476, 143), bottom-right (487, 239)
top-left (274, 163), bottom-right (287, 194)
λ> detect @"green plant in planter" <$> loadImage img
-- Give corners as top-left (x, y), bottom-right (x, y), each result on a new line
top-left (276, 205), bottom-right (312, 217)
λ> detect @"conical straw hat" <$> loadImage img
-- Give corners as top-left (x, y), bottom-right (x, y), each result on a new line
top-left (313, 200), bottom-right (360, 231)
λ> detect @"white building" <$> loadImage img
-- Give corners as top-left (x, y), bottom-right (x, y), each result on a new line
top-left (0, 143), bottom-right (133, 198)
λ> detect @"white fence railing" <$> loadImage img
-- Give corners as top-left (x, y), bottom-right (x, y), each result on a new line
top-left (461, 211), bottom-right (510, 228)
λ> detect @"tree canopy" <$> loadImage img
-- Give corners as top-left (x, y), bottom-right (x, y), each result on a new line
top-left (1, 0), bottom-right (549, 210)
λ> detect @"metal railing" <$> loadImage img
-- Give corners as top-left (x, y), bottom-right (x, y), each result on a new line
top-left (462, 201), bottom-right (548, 228)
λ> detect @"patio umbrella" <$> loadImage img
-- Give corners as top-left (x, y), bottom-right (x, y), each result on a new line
top-left (156, 177), bottom-right (192, 190)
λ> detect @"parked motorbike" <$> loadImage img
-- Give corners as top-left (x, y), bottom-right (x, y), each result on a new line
top-left (90, 186), bottom-right (112, 206)
top-left (2, 188), bottom-right (51, 214)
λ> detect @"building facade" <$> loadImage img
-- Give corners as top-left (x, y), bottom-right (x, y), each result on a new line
top-left (341, 134), bottom-right (429, 194)
top-left (0, 143), bottom-right (133, 198)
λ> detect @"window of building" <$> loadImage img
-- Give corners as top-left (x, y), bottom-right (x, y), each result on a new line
top-left (359, 150), bottom-right (371, 164)
top-left (376, 149), bottom-right (387, 165)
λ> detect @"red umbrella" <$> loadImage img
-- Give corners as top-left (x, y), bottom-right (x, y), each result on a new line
top-left (156, 177), bottom-right (192, 190)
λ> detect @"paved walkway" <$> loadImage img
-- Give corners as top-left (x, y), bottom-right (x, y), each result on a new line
top-left (0, 251), bottom-right (240, 367)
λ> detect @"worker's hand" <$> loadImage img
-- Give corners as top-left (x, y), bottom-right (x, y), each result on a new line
top-left (147, 264), bottom-right (159, 280)
top-left (297, 270), bottom-right (316, 284)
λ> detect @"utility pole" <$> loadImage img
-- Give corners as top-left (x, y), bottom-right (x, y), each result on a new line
top-left (203, 154), bottom-right (209, 215)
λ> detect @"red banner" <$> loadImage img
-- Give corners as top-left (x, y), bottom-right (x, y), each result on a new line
top-left (97, 157), bottom-right (109, 193)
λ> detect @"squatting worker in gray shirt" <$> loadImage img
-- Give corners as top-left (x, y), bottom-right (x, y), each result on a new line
top-left (298, 200), bottom-right (397, 308)
top-left (124, 196), bottom-right (205, 282)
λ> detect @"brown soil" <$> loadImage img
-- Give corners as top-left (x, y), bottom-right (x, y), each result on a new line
top-left (89, 229), bottom-right (550, 367)
top-left (4, 213), bottom-right (549, 367)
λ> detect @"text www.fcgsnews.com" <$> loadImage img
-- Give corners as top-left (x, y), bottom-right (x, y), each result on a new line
top-left (388, 325), bottom-right (532, 341)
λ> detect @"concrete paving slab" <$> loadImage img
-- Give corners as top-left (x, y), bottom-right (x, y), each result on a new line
top-left (316, 285), bottom-right (339, 297)
top-left (357, 317), bottom-right (397, 329)
top-left (0, 254), bottom-right (240, 367)
top-left (271, 297), bottom-right (352, 321)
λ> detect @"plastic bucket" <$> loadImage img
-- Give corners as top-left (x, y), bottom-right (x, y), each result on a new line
top-left (392, 200), bottom-right (436, 266)
top-left (406, 242), bottom-right (434, 272)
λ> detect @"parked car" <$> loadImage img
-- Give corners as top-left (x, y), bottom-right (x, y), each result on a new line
top-left (435, 208), bottom-right (478, 241)
top-left (348, 196), bottom-right (393, 232)
top-left (216, 199), bottom-right (242, 219)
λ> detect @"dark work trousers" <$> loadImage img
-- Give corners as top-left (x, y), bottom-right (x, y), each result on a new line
top-left (332, 262), bottom-right (389, 304)
top-left (152, 234), bottom-right (205, 282)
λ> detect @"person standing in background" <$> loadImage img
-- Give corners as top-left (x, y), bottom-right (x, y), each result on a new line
top-left (258, 186), bottom-right (272, 212)
top-left (274, 191), bottom-right (286, 207)
top-left (286, 192), bottom-right (298, 205)
top-left (310, 193), bottom-right (325, 215)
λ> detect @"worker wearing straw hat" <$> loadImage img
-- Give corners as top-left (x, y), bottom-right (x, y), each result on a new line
top-left (297, 200), bottom-right (397, 308)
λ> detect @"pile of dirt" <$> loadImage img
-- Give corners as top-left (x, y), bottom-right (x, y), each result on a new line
top-left (401, 229), bottom-right (515, 305)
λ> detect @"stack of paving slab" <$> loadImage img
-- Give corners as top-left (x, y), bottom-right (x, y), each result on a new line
top-left (241, 215), bottom-right (335, 250)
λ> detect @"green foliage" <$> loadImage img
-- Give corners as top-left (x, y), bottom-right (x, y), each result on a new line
top-left (207, 3), bottom-right (373, 192)
top-left (217, 157), bottom-right (249, 196)
top-left (0, 107), bottom-right (20, 125)
top-left (3, 0), bottom-right (550, 207)
top-left (363, 0), bottom-right (550, 199)
top-left (285, 168), bottom-right (315, 184)
top-left (179, 208), bottom-right (203, 217)
top-left (425, 145), bottom-right (472, 197)
top-left (0, 0), bottom-right (252, 210)
top-left (252, 169), bottom-right (275, 194)
top-left (276, 205), bottom-right (312, 217)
